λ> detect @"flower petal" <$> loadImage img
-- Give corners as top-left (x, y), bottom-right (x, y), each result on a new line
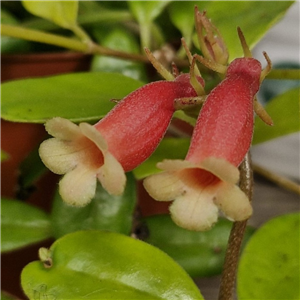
top-left (79, 122), bottom-right (108, 152)
top-left (97, 151), bottom-right (126, 196)
top-left (45, 117), bottom-right (82, 140)
top-left (199, 157), bottom-right (239, 184)
top-left (169, 184), bottom-right (220, 231)
top-left (157, 159), bottom-right (196, 171)
top-left (39, 138), bottom-right (81, 174)
top-left (59, 165), bottom-right (97, 206)
top-left (143, 171), bottom-right (185, 201)
top-left (214, 183), bottom-right (252, 221)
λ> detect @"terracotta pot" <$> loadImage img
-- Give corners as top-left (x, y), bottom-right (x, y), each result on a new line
top-left (1, 51), bottom-right (92, 82)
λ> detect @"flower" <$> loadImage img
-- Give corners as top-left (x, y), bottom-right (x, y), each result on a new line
top-left (144, 57), bottom-right (263, 231)
top-left (39, 73), bottom-right (204, 206)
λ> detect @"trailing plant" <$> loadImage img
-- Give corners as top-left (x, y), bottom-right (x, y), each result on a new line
top-left (1, 1), bottom-right (299, 299)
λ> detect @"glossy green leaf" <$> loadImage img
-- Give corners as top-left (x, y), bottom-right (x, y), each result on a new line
top-left (1, 72), bottom-right (144, 123)
top-left (1, 198), bottom-right (52, 252)
top-left (253, 88), bottom-right (300, 145)
top-left (144, 215), bottom-right (254, 278)
top-left (21, 230), bottom-right (204, 299)
top-left (91, 27), bottom-right (147, 81)
top-left (22, 0), bottom-right (78, 29)
top-left (133, 138), bottom-right (190, 179)
top-left (51, 173), bottom-right (137, 239)
top-left (190, 1), bottom-right (294, 60)
top-left (128, 1), bottom-right (171, 48)
top-left (237, 212), bottom-right (300, 299)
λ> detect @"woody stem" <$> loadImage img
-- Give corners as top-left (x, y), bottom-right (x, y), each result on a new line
top-left (218, 152), bottom-right (253, 300)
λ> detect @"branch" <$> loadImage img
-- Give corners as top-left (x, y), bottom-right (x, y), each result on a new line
top-left (218, 152), bottom-right (253, 300)
top-left (253, 163), bottom-right (300, 195)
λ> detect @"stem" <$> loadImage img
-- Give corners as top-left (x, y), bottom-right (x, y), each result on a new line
top-left (1, 24), bottom-right (88, 52)
top-left (218, 152), bottom-right (253, 300)
top-left (1, 24), bottom-right (193, 68)
top-left (267, 69), bottom-right (300, 80)
top-left (253, 163), bottom-right (300, 195)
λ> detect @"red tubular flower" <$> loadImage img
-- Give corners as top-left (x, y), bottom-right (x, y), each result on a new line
top-left (144, 52), bottom-right (271, 231)
top-left (39, 73), bottom-right (204, 206)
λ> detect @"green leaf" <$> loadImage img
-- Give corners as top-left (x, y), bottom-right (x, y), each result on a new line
top-left (144, 215), bottom-right (254, 278)
top-left (22, 0), bottom-right (78, 29)
top-left (1, 72), bottom-right (144, 123)
top-left (91, 27), bottom-right (147, 81)
top-left (133, 138), bottom-right (190, 180)
top-left (168, 1), bottom-right (204, 53)
top-left (128, 1), bottom-right (171, 48)
top-left (237, 212), bottom-right (300, 300)
top-left (253, 88), bottom-right (300, 145)
top-left (51, 173), bottom-right (137, 239)
top-left (192, 1), bottom-right (294, 60)
top-left (21, 230), bottom-right (204, 299)
top-left (1, 198), bottom-right (52, 252)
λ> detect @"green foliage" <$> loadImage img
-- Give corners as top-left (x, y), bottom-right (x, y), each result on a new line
top-left (144, 215), bottom-right (255, 278)
top-left (1, 198), bottom-right (52, 252)
top-left (133, 138), bottom-right (190, 179)
top-left (91, 26), bottom-right (147, 81)
top-left (237, 213), bottom-right (300, 299)
top-left (192, 1), bottom-right (294, 60)
top-left (51, 173), bottom-right (137, 238)
top-left (1, 72), bottom-right (143, 123)
top-left (21, 0), bottom-right (78, 30)
top-left (1, 7), bottom-right (31, 53)
top-left (128, 1), bottom-right (171, 48)
top-left (21, 231), bottom-right (204, 299)
top-left (253, 88), bottom-right (300, 145)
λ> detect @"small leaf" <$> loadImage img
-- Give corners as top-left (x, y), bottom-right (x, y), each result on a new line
top-left (1, 72), bottom-right (144, 123)
top-left (133, 138), bottom-right (190, 179)
top-left (128, 1), bottom-right (171, 25)
top-left (1, 198), bottom-right (52, 252)
top-left (22, 0), bottom-right (78, 29)
top-left (51, 173), bottom-right (137, 238)
top-left (128, 1), bottom-right (171, 48)
top-left (144, 214), bottom-right (254, 277)
top-left (168, 1), bottom-right (204, 52)
top-left (91, 26), bottom-right (147, 81)
top-left (21, 230), bottom-right (204, 299)
top-left (253, 88), bottom-right (300, 145)
top-left (237, 212), bottom-right (300, 300)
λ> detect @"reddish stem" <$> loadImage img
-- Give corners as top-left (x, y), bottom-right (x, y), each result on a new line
top-left (218, 152), bottom-right (253, 300)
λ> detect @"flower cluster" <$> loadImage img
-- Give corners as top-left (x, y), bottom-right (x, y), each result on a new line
top-left (40, 72), bottom-right (204, 207)
top-left (39, 8), bottom-right (271, 231)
